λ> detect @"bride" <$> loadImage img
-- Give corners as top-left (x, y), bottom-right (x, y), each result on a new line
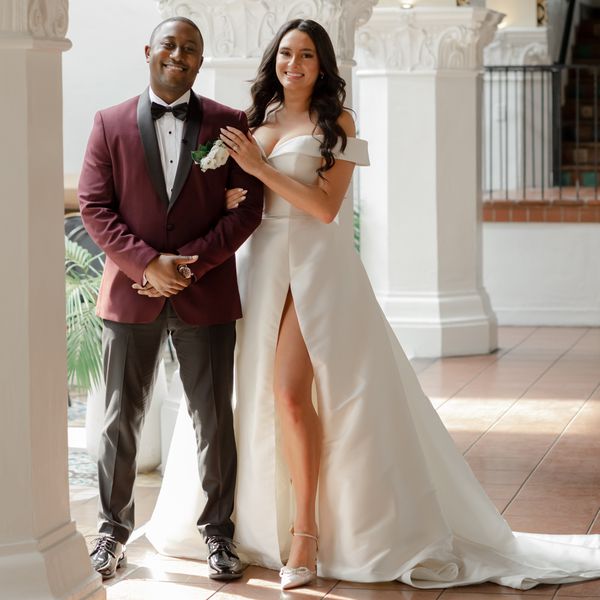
top-left (146, 18), bottom-right (600, 591)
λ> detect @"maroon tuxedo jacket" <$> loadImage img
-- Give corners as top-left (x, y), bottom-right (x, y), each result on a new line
top-left (79, 90), bottom-right (263, 325)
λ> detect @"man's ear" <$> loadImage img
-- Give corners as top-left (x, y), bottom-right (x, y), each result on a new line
top-left (198, 56), bottom-right (204, 72)
top-left (144, 45), bottom-right (151, 63)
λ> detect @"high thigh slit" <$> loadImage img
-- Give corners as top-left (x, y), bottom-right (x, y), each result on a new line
top-left (272, 285), bottom-right (320, 565)
top-left (148, 136), bottom-right (600, 589)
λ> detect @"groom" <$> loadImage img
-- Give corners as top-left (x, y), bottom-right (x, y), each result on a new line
top-left (79, 17), bottom-right (263, 580)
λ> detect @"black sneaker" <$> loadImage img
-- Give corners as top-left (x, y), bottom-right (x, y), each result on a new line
top-left (89, 535), bottom-right (127, 580)
top-left (206, 536), bottom-right (244, 580)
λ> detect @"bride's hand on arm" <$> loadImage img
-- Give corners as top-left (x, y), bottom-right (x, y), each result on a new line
top-left (220, 127), bottom-right (265, 177)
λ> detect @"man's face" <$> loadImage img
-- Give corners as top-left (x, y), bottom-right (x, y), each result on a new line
top-left (145, 21), bottom-right (203, 103)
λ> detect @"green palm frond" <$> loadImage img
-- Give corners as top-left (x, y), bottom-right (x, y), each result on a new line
top-left (65, 236), bottom-right (104, 391)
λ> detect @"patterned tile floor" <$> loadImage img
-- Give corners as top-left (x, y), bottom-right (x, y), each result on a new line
top-left (69, 327), bottom-right (600, 599)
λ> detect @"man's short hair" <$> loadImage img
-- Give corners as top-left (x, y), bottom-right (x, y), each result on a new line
top-left (149, 17), bottom-right (204, 48)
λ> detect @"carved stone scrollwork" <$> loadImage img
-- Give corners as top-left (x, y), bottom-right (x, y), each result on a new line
top-left (0, 0), bottom-right (68, 39)
top-left (484, 28), bottom-right (550, 66)
top-left (156, 0), bottom-right (378, 61)
top-left (356, 7), bottom-right (503, 72)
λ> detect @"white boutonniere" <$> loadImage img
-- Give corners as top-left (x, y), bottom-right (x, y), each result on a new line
top-left (191, 139), bottom-right (230, 172)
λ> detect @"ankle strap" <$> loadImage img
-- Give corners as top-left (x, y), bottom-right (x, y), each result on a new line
top-left (291, 530), bottom-right (318, 543)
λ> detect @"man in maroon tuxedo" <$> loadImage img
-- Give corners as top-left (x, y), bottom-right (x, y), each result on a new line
top-left (79, 17), bottom-right (263, 581)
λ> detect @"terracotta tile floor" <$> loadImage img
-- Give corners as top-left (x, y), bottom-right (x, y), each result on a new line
top-left (70, 327), bottom-right (600, 599)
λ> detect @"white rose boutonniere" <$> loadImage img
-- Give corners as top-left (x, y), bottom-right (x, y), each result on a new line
top-left (191, 139), bottom-right (230, 172)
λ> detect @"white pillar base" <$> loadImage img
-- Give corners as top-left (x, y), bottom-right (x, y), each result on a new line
top-left (0, 523), bottom-right (103, 600)
top-left (379, 290), bottom-right (498, 357)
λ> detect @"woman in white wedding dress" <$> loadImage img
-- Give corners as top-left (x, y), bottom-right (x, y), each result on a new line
top-left (146, 18), bottom-right (600, 590)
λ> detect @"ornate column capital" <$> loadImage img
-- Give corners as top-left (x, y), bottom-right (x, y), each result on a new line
top-left (0, 0), bottom-right (68, 40)
top-left (156, 0), bottom-right (378, 62)
top-left (356, 6), bottom-right (504, 72)
top-left (484, 27), bottom-right (550, 66)
top-left (0, 0), bottom-right (69, 50)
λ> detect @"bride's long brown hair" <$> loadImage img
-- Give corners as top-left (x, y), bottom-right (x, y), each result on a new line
top-left (246, 19), bottom-right (348, 176)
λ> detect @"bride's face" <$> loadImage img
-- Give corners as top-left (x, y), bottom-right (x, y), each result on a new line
top-left (275, 29), bottom-right (320, 94)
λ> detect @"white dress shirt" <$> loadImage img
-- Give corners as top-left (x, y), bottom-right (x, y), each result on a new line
top-left (148, 88), bottom-right (191, 200)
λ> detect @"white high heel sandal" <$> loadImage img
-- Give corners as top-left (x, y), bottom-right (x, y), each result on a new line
top-left (279, 530), bottom-right (318, 590)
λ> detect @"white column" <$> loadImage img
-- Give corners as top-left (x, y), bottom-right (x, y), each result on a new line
top-left (356, 6), bottom-right (502, 357)
top-left (157, 0), bottom-right (378, 234)
top-left (0, 2), bottom-right (104, 598)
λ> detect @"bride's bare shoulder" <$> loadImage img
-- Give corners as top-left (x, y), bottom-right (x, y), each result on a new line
top-left (338, 110), bottom-right (356, 137)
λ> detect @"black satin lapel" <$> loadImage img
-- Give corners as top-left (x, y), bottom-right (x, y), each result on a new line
top-left (137, 90), bottom-right (169, 206)
top-left (168, 94), bottom-right (202, 210)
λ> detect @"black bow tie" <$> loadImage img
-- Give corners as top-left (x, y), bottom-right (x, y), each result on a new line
top-left (151, 101), bottom-right (188, 121)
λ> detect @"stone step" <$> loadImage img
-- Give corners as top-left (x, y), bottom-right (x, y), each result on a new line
top-left (561, 143), bottom-right (600, 164)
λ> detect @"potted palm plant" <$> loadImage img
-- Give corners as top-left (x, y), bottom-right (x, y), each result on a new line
top-left (65, 232), bottom-right (104, 392)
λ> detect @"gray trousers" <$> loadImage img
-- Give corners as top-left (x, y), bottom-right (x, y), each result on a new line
top-left (97, 302), bottom-right (236, 544)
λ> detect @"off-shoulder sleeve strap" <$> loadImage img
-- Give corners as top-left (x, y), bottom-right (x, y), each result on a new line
top-left (333, 137), bottom-right (370, 166)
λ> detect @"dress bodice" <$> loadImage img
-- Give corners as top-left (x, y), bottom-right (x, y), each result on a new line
top-left (258, 135), bottom-right (369, 219)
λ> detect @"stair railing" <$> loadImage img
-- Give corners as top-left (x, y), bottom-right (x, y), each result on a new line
top-left (558, 0), bottom-right (578, 65)
top-left (485, 64), bottom-right (600, 202)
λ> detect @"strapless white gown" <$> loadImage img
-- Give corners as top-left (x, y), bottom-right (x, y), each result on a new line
top-left (146, 135), bottom-right (600, 589)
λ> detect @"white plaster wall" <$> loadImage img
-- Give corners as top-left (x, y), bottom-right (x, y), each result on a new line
top-left (63, 0), bottom-right (161, 175)
top-left (483, 223), bottom-right (600, 325)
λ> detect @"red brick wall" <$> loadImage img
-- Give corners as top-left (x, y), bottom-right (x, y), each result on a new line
top-left (483, 200), bottom-right (600, 222)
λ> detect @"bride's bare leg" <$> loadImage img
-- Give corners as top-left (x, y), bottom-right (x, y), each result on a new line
top-left (274, 289), bottom-right (321, 570)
